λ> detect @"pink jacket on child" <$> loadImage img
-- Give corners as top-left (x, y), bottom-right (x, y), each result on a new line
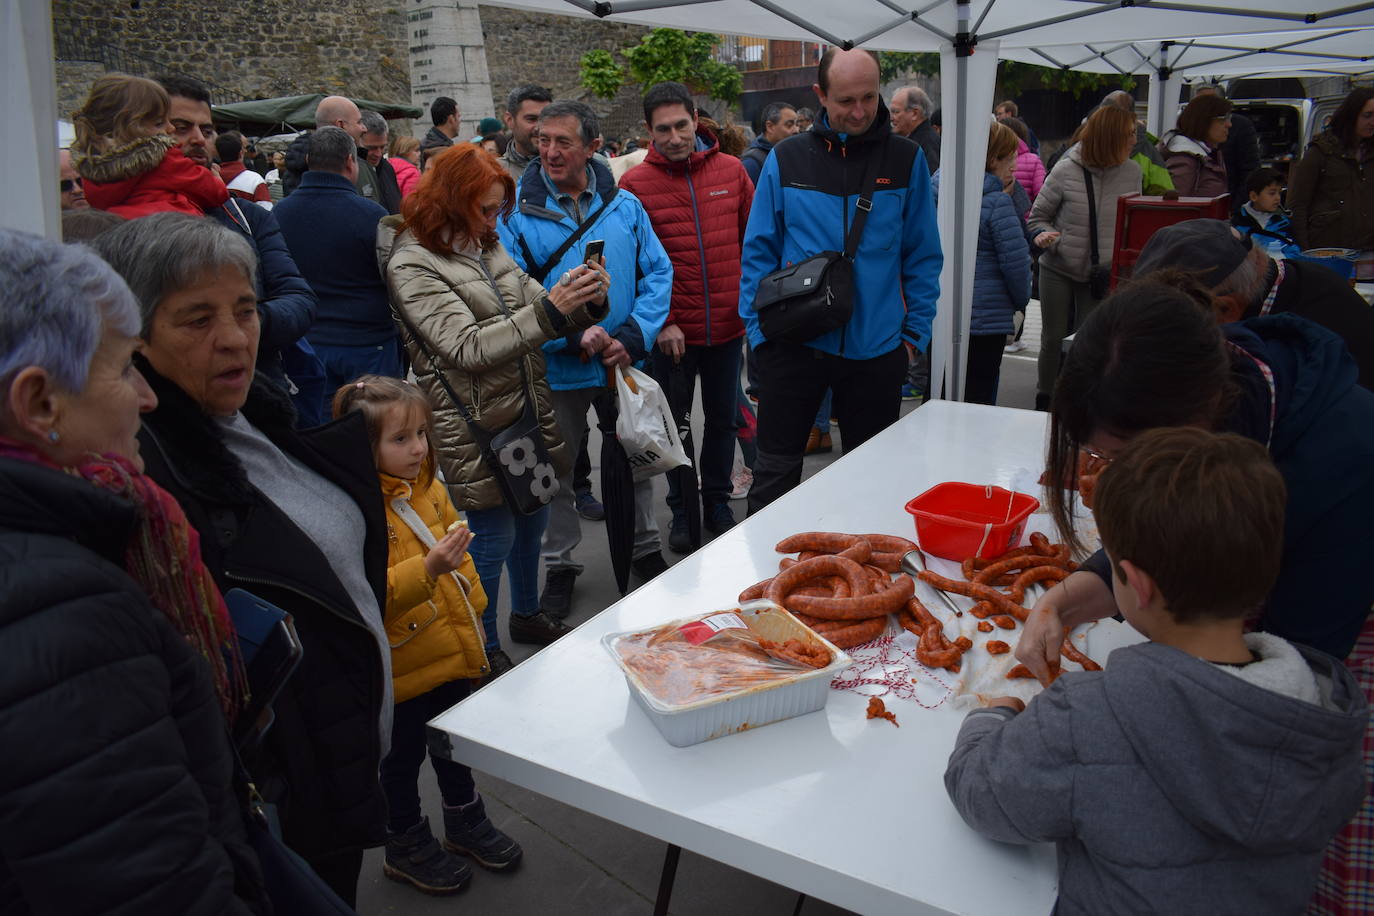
top-left (1014, 139), bottom-right (1046, 205)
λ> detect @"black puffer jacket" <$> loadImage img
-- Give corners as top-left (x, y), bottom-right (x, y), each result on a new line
top-left (0, 458), bottom-right (268, 915)
top-left (135, 358), bottom-right (390, 862)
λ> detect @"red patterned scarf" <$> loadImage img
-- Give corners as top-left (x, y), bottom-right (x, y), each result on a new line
top-left (0, 438), bottom-right (247, 722)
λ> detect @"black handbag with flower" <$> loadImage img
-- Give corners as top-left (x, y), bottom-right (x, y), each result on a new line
top-left (392, 268), bottom-right (559, 516)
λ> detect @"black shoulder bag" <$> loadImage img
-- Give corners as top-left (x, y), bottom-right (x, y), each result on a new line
top-left (1081, 165), bottom-right (1112, 300)
top-left (393, 260), bottom-right (559, 515)
top-left (752, 145), bottom-right (884, 344)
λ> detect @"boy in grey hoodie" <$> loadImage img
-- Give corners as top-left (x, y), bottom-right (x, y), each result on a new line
top-left (945, 427), bottom-right (1367, 915)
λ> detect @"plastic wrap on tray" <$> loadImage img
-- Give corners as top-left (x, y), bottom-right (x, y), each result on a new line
top-left (614, 614), bottom-right (833, 707)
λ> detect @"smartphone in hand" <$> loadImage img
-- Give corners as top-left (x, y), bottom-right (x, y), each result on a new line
top-left (584, 239), bottom-right (604, 265)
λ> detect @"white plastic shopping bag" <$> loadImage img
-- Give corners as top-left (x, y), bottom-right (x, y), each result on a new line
top-left (614, 365), bottom-right (690, 481)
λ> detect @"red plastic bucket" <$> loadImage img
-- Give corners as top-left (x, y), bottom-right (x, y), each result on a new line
top-left (905, 482), bottom-right (1040, 560)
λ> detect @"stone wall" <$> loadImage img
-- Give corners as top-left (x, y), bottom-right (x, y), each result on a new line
top-left (477, 5), bottom-right (652, 144)
top-left (52, 0), bottom-right (411, 118)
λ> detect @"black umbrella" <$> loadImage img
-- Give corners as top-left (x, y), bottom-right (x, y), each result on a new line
top-left (597, 388), bottom-right (636, 596)
top-left (666, 363), bottom-right (702, 550)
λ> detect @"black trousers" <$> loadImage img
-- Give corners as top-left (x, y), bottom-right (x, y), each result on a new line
top-left (747, 341), bottom-right (907, 516)
top-left (652, 339), bottom-right (743, 512)
top-left (963, 334), bottom-right (1007, 406)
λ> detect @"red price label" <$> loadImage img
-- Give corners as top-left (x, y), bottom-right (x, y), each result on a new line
top-left (678, 612), bottom-right (748, 645)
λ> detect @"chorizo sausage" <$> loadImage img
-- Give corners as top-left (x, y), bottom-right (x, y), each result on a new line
top-left (1012, 565), bottom-right (1071, 592)
top-left (816, 616), bottom-right (887, 649)
top-left (775, 532), bottom-right (862, 554)
top-left (785, 574), bottom-right (915, 619)
top-left (860, 533), bottom-right (920, 555)
top-left (977, 620), bottom-right (994, 633)
top-left (764, 555), bottom-right (869, 606)
top-left (917, 570), bottom-right (1031, 621)
top-left (991, 615), bottom-right (1017, 630)
top-left (739, 577), bottom-right (772, 601)
top-left (1060, 634), bottom-right (1102, 671)
top-left (986, 640), bottom-right (1010, 655)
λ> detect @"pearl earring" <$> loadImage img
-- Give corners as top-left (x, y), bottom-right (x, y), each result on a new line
top-left (48, 430), bottom-right (60, 443)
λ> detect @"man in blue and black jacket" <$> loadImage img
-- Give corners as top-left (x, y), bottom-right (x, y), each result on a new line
top-left (739, 47), bottom-right (943, 514)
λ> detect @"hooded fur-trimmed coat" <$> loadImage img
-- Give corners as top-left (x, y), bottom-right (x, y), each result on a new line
top-left (76, 134), bottom-right (229, 218)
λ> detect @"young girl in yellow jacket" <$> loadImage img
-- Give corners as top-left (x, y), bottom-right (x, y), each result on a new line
top-left (334, 376), bottom-right (523, 896)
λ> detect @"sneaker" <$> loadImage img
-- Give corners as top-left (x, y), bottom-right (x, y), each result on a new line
top-left (900, 383), bottom-right (924, 401)
top-left (574, 489), bottom-right (605, 521)
top-left (667, 514), bottom-right (692, 554)
top-left (704, 503), bottom-right (736, 535)
top-left (383, 817), bottom-right (472, 896)
top-left (1004, 339), bottom-right (1027, 353)
top-left (804, 427), bottom-right (833, 455)
top-left (509, 610), bottom-right (572, 645)
top-left (729, 466), bottom-right (753, 500)
top-left (631, 551), bottom-right (669, 581)
top-left (538, 567), bottom-right (578, 619)
top-left (442, 795), bottom-right (523, 871)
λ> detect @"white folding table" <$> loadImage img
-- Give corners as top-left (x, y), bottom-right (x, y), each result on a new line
top-left (430, 400), bottom-right (1128, 915)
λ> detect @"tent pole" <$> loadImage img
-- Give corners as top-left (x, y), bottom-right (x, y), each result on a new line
top-left (4, 0), bottom-right (59, 238)
top-left (934, 4), bottom-right (998, 404)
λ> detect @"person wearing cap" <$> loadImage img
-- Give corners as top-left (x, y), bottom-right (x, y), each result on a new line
top-left (1132, 218), bottom-right (1374, 390)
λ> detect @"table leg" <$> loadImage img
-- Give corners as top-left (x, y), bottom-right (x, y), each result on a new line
top-left (653, 843), bottom-right (681, 916)
top-left (792, 891), bottom-right (808, 915)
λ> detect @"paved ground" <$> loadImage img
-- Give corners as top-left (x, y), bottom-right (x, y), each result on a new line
top-left (357, 308), bottom-right (1043, 915)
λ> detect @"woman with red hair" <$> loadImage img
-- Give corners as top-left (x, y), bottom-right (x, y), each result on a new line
top-left (386, 144), bottom-right (609, 681)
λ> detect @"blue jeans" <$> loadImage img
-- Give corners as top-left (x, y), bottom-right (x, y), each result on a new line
top-left (814, 389), bottom-right (833, 434)
top-left (465, 502), bottom-right (549, 652)
top-left (311, 337), bottom-right (404, 416)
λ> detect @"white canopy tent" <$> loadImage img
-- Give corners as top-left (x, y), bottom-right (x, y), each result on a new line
top-left (474, 0), bottom-right (1374, 400)
top-left (6, 0), bottom-right (1373, 398)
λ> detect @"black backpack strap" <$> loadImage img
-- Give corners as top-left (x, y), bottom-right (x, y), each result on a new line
top-left (523, 195), bottom-right (616, 284)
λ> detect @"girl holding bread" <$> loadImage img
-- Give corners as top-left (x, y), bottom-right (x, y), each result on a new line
top-left (333, 376), bottom-right (524, 896)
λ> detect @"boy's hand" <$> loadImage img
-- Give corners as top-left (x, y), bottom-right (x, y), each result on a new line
top-left (424, 526), bottom-right (474, 579)
top-left (985, 696), bottom-right (1026, 713)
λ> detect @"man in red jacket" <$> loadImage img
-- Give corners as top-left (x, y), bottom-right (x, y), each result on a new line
top-left (619, 82), bottom-right (755, 551)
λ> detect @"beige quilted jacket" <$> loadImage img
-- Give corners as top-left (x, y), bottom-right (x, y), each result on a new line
top-left (1028, 145), bottom-right (1141, 283)
top-left (386, 229), bottom-right (604, 511)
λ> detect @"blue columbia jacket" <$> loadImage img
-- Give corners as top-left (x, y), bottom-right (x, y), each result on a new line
top-left (1081, 315), bottom-right (1374, 659)
top-left (738, 99), bottom-right (942, 358)
top-left (498, 157), bottom-right (672, 391)
top-left (931, 170), bottom-right (1030, 337)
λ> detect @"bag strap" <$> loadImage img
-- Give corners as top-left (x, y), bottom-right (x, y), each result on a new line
top-left (843, 144), bottom-right (886, 260)
top-left (519, 191), bottom-right (617, 284)
top-left (1081, 165), bottom-right (1100, 268)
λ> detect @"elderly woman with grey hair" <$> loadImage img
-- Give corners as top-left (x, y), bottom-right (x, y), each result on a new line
top-left (0, 229), bottom-right (270, 914)
top-left (92, 211), bottom-right (391, 906)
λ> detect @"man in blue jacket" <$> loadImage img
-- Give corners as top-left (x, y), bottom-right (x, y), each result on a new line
top-left (741, 101), bottom-right (799, 184)
top-left (498, 100), bottom-right (673, 626)
top-left (159, 75), bottom-right (322, 424)
top-left (739, 48), bottom-right (943, 514)
top-left (273, 127), bottom-right (397, 412)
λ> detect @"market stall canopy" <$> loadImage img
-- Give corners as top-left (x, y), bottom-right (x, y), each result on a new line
top-left (481, 0), bottom-right (1374, 52)
top-left (1006, 27), bottom-right (1374, 78)
top-left (211, 94), bottom-right (423, 134)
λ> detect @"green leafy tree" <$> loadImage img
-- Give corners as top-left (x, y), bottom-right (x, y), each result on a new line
top-left (579, 50), bottom-right (625, 100)
top-left (878, 51), bottom-right (941, 84)
top-left (579, 29), bottom-right (743, 103)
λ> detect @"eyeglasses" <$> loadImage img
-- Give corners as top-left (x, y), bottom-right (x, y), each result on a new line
top-left (1080, 444), bottom-right (1115, 464)
top-left (1211, 115), bottom-right (1233, 123)
top-left (60, 178), bottom-right (83, 193)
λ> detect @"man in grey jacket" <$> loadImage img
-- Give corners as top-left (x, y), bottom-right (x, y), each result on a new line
top-left (945, 428), bottom-right (1367, 915)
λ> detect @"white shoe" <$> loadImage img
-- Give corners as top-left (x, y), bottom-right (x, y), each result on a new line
top-left (1004, 340), bottom-right (1028, 353)
top-left (730, 466), bottom-right (753, 500)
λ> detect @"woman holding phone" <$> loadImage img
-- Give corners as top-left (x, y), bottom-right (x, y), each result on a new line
top-left (386, 144), bottom-right (610, 678)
